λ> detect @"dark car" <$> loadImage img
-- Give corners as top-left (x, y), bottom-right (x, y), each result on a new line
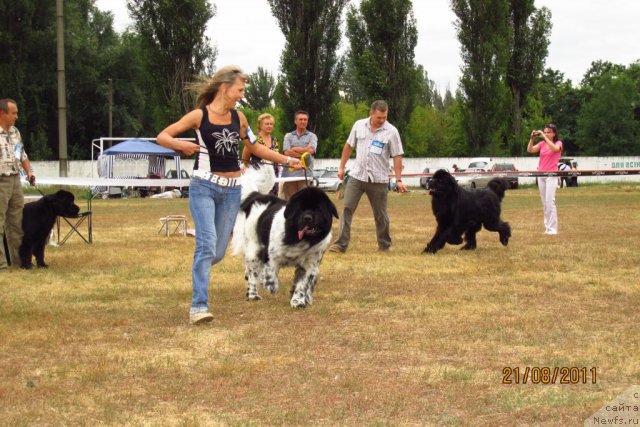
top-left (491, 163), bottom-right (519, 189)
top-left (419, 167), bottom-right (431, 189)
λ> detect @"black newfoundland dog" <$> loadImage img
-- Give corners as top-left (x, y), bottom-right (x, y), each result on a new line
top-left (424, 169), bottom-right (511, 253)
top-left (20, 189), bottom-right (80, 268)
top-left (232, 186), bottom-right (338, 308)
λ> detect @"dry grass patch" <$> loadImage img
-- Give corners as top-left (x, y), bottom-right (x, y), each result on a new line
top-left (1, 185), bottom-right (639, 425)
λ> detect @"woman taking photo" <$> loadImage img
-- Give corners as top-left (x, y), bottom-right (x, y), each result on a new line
top-left (242, 113), bottom-right (279, 195)
top-left (527, 123), bottom-right (563, 235)
top-left (157, 65), bottom-right (299, 325)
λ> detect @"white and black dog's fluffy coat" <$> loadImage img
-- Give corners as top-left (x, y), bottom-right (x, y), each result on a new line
top-left (232, 166), bottom-right (338, 307)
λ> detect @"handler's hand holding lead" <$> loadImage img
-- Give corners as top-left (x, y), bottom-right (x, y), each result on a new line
top-left (179, 140), bottom-right (200, 156)
top-left (287, 156), bottom-right (302, 169)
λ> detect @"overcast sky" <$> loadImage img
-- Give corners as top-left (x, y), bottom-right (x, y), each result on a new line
top-left (95, 0), bottom-right (640, 92)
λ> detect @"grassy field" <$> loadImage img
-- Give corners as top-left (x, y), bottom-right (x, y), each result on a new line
top-left (2, 184), bottom-right (639, 426)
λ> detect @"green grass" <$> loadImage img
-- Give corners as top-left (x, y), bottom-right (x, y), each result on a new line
top-left (1, 185), bottom-right (639, 425)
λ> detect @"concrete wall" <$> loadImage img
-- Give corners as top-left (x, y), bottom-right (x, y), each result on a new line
top-left (32, 156), bottom-right (640, 187)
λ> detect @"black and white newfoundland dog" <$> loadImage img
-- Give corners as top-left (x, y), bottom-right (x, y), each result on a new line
top-left (20, 189), bottom-right (80, 268)
top-left (232, 164), bottom-right (338, 308)
top-left (424, 169), bottom-right (511, 253)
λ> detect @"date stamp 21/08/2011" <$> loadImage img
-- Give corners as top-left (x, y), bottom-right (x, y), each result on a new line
top-left (502, 367), bottom-right (597, 385)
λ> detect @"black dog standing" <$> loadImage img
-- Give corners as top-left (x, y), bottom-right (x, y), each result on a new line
top-left (424, 169), bottom-right (511, 253)
top-left (19, 190), bottom-right (80, 268)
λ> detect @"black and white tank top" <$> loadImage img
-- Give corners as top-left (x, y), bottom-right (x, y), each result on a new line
top-left (194, 107), bottom-right (241, 173)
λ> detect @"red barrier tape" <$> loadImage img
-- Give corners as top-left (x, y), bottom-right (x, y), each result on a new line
top-left (394, 169), bottom-right (640, 178)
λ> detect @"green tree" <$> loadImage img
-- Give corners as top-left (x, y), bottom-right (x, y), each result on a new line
top-left (506, 1), bottom-right (551, 155)
top-left (442, 94), bottom-right (469, 156)
top-left (0, 0), bottom-right (130, 159)
top-left (416, 67), bottom-right (437, 108)
top-left (575, 68), bottom-right (640, 155)
top-left (345, 0), bottom-right (421, 131)
top-left (339, 56), bottom-right (368, 106)
top-left (405, 106), bottom-right (449, 157)
top-left (536, 68), bottom-right (581, 153)
top-left (0, 0), bottom-right (57, 159)
top-left (64, 0), bottom-right (124, 158)
top-left (128, 0), bottom-right (217, 122)
top-left (626, 61), bottom-right (640, 123)
top-left (442, 88), bottom-right (455, 110)
top-left (580, 60), bottom-right (626, 89)
top-left (325, 102), bottom-right (370, 158)
top-left (452, 0), bottom-right (511, 155)
top-left (268, 0), bottom-right (347, 154)
top-left (244, 67), bottom-right (276, 111)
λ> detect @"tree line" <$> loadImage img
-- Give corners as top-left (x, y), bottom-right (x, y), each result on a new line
top-left (1, 0), bottom-right (639, 161)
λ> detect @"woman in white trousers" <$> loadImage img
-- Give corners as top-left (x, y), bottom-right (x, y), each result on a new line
top-left (527, 124), bottom-right (563, 235)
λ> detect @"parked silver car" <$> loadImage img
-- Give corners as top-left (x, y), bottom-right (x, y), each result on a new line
top-left (455, 168), bottom-right (493, 190)
top-left (316, 168), bottom-right (343, 192)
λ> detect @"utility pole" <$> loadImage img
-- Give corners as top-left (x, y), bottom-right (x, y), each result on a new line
top-left (56, 0), bottom-right (68, 176)
top-left (108, 78), bottom-right (113, 147)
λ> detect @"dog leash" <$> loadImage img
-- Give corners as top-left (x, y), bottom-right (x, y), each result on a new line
top-left (291, 152), bottom-right (311, 187)
top-left (250, 152), bottom-right (312, 188)
top-left (25, 176), bottom-right (47, 197)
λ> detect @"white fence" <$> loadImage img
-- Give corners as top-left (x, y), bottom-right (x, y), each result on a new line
top-left (32, 156), bottom-right (640, 187)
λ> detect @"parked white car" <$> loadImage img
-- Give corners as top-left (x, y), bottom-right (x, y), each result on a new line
top-left (467, 157), bottom-right (493, 170)
top-left (315, 168), bottom-right (343, 192)
top-left (451, 158), bottom-right (492, 189)
top-left (455, 168), bottom-right (494, 190)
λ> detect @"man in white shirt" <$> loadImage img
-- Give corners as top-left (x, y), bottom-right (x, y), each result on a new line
top-left (329, 100), bottom-right (407, 253)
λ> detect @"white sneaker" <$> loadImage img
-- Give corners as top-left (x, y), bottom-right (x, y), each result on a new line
top-left (189, 311), bottom-right (214, 325)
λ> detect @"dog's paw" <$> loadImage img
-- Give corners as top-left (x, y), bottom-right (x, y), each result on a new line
top-left (246, 293), bottom-right (262, 301)
top-left (246, 283), bottom-right (262, 301)
top-left (447, 235), bottom-right (463, 245)
top-left (37, 263), bottom-right (49, 268)
top-left (263, 280), bottom-right (279, 294)
top-left (423, 244), bottom-right (437, 254)
top-left (290, 294), bottom-right (307, 308)
top-left (20, 263), bottom-right (33, 270)
top-left (461, 244), bottom-right (476, 251)
top-left (499, 229), bottom-right (510, 246)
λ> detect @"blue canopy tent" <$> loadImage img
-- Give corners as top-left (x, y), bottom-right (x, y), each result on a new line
top-left (93, 138), bottom-right (184, 198)
top-left (98, 138), bottom-right (182, 179)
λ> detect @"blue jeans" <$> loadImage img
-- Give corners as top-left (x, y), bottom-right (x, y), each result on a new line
top-left (189, 177), bottom-right (241, 314)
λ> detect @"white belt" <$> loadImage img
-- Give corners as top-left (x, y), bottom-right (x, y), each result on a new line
top-left (192, 170), bottom-right (240, 187)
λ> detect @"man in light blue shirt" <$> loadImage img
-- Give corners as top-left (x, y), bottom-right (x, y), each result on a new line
top-left (281, 110), bottom-right (317, 200)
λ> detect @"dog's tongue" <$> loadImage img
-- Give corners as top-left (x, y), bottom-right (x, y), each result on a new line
top-left (298, 226), bottom-right (309, 240)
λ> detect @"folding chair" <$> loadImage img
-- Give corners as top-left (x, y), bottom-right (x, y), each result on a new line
top-left (158, 215), bottom-right (187, 237)
top-left (56, 191), bottom-right (93, 245)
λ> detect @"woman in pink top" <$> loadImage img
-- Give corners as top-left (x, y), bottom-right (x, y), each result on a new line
top-left (527, 124), bottom-right (563, 235)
